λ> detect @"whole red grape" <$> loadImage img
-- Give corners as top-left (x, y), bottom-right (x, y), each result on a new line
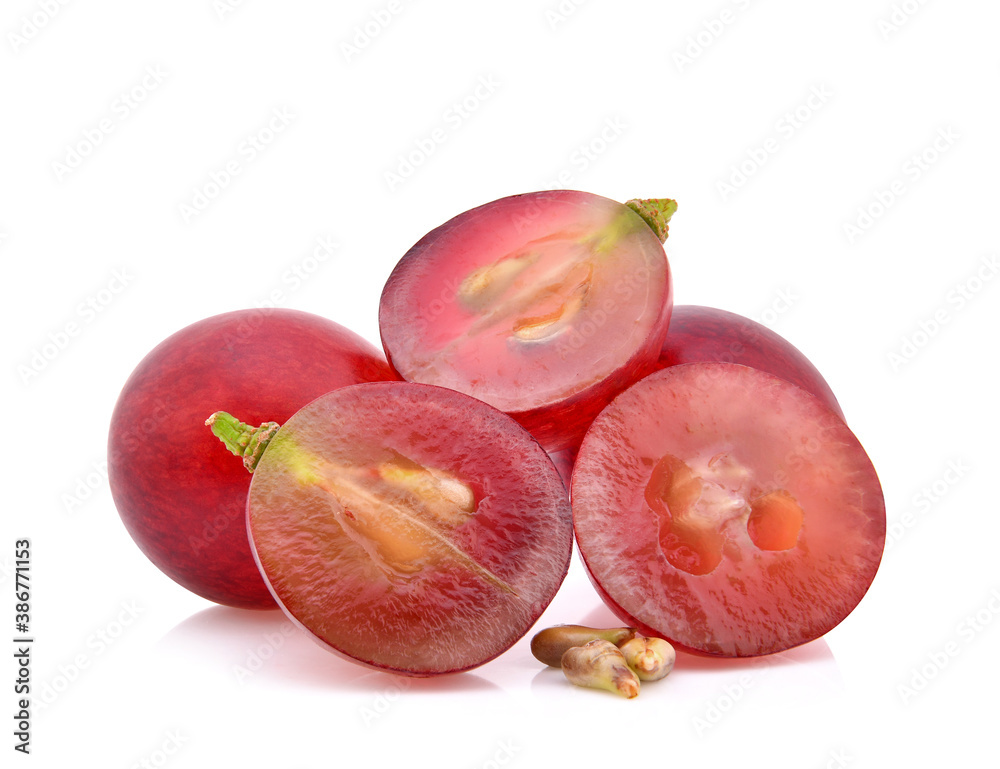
top-left (108, 308), bottom-right (395, 609)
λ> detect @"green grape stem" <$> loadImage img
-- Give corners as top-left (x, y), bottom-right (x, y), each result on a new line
top-left (625, 198), bottom-right (678, 243)
top-left (205, 411), bottom-right (280, 473)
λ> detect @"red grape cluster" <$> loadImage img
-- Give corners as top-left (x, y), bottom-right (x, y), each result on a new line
top-left (109, 190), bottom-right (885, 675)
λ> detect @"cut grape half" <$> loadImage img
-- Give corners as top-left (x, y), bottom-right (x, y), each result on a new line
top-left (247, 381), bottom-right (574, 675)
top-left (571, 362), bottom-right (885, 657)
top-left (379, 190), bottom-right (675, 452)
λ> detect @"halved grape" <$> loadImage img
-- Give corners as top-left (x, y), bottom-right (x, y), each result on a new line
top-left (571, 362), bottom-right (885, 657)
top-left (247, 381), bottom-right (573, 675)
top-left (379, 190), bottom-right (675, 452)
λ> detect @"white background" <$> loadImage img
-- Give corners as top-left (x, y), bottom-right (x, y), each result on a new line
top-left (3, 0), bottom-right (999, 766)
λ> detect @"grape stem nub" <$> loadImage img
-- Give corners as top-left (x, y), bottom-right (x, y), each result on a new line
top-left (205, 411), bottom-right (280, 473)
top-left (625, 198), bottom-right (678, 243)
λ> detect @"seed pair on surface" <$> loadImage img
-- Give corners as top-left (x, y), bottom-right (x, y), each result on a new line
top-left (531, 624), bottom-right (676, 699)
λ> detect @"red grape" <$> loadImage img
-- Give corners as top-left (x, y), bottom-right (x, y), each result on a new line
top-left (658, 305), bottom-right (844, 419)
top-left (379, 190), bottom-right (675, 452)
top-left (245, 381), bottom-right (573, 675)
top-left (108, 309), bottom-right (395, 609)
top-left (571, 362), bottom-right (885, 657)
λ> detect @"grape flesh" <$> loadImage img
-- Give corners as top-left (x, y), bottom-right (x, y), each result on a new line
top-left (248, 381), bottom-right (574, 674)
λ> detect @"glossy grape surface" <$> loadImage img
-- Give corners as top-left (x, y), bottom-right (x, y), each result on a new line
top-left (248, 381), bottom-right (573, 675)
top-left (572, 362), bottom-right (885, 657)
top-left (108, 309), bottom-right (395, 608)
top-left (658, 305), bottom-right (844, 419)
top-left (379, 190), bottom-right (673, 452)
